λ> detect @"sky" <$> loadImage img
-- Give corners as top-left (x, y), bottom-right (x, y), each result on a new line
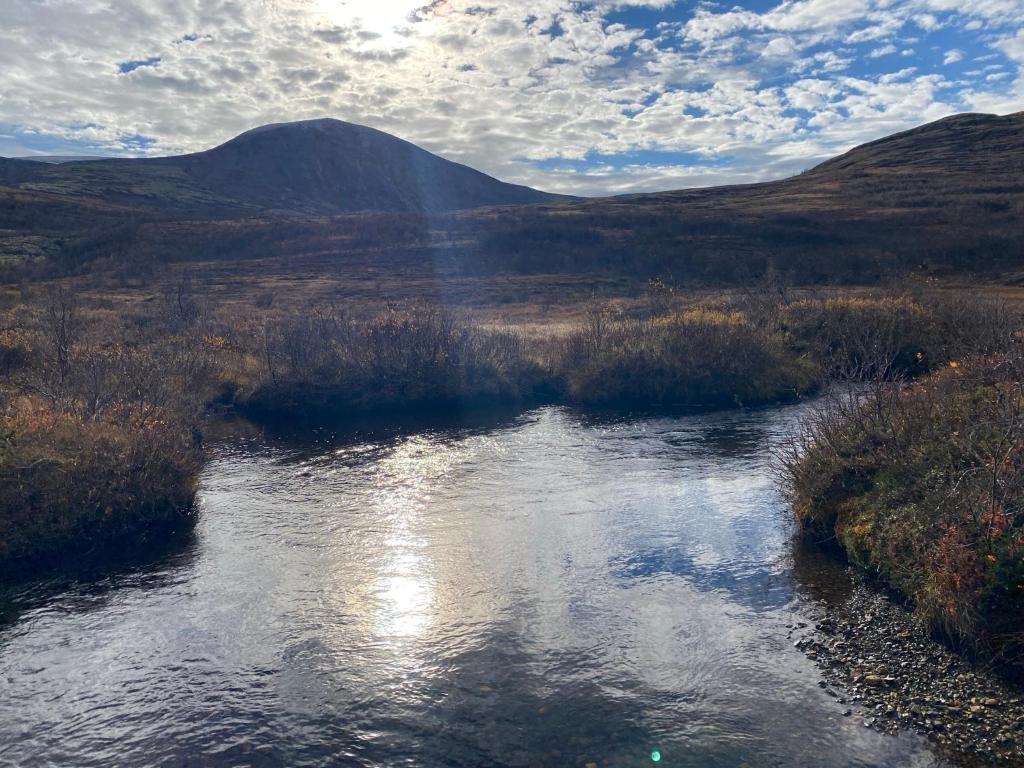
top-left (0, 0), bottom-right (1021, 196)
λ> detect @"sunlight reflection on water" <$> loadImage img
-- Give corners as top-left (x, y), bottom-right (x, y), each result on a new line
top-left (0, 405), bottom-right (951, 768)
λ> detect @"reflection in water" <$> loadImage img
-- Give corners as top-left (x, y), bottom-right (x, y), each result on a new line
top-left (0, 405), bottom-right (950, 767)
top-left (373, 440), bottom-right (437, 641)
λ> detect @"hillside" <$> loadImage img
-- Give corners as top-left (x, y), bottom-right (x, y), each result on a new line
top-left (1, 111), bottom-right (1022, 285)
top-left (0, 119), bottom-right (563, 217)
top-left (458, 111), bottom-right (1024, 280)
top-left (805, 111), bottom-right (1024, 179)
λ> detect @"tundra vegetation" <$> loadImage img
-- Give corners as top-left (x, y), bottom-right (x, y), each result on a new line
top-left (779, 293), bottom-right (1024, 674)
top-left (1, 278), bottom-right (1022, 678)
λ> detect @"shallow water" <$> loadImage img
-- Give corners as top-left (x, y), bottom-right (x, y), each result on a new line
top-left (0, 405), bottom-right (949, 767)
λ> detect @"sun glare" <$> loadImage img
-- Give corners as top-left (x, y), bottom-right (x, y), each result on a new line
top-left (314, 0), bottom-right (426, 42)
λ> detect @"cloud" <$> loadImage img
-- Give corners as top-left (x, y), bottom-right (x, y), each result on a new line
top-left (0, 0), bottom-right (1020, 196)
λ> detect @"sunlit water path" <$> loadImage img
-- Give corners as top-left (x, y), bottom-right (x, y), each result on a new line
top-left (0, 405), bottom-right (948, 767)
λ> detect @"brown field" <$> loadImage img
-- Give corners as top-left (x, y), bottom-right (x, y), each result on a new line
top-left (5, 250), bottom-right (1023, 339)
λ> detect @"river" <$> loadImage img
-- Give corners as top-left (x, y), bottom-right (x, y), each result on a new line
top-left (0, 404), bottom-right (951, 767)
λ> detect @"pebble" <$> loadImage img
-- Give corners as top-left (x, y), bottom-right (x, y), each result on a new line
top-left (798, 584), bottom-right (1024, 766)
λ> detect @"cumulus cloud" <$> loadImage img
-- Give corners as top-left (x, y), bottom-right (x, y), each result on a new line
top-left (0, 0), bottom-right (1020, 195)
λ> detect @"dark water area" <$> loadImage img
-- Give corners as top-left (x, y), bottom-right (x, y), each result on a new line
top-left (0, 405), bottom-right (951, 767)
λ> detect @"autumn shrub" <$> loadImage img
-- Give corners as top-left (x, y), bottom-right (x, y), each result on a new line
top-left (779, 291), bottom-right (1017, 379)
top-left (244, 305), bottom-right (552, 420)
top-left (780, 295), bottom-right (938, 378)
top-left (560, 305), bottom-right (818, 408)
top-left (780, 352), bottom-right (1024, 667)
top-left (0, 407), bottom-right (199, 573)
top-left (0, 289), bottom-right (216, 576)
top-left (0, 327), bottom-right (37, 376)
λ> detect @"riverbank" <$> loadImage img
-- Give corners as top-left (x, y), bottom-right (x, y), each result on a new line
top-left (0, 284), bottom-right (1017, 581)
top-left (794, 582), bottom-right (1024, 765)
top-left (783, 352), bottom-right (1024, 676)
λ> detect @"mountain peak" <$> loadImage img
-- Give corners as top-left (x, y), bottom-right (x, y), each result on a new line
top-left (0, 119), bottom-right (565, 216)
top-left (216, 118), bottom-right (386, 146)
top-left (166, 117), bottom-right (565, 214)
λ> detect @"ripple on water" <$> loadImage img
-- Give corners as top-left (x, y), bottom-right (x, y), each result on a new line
top-left (0, 405), bottom-right (949, 767)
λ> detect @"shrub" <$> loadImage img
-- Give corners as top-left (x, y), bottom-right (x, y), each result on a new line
top-left (244, 305), bottom-right (552, 420)
top-left (780, 291), bottom-right (1018, 380)
top-left (0, 407), bottom-right (199, 574)
top-left (780, 353), bottom-right (1024, 667)
top-left (780, 295), bottom-right (938, 379)
top-left (561, 306), bottom-right (818, 408)
top-left (0, 289), bottom-right (214, 576)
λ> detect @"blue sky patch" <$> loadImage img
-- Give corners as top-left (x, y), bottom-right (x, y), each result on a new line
top-left (117, 56), bottom-right (161, 74)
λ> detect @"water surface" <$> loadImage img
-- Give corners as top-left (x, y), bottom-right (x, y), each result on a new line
top-left (0, 405), bottom-right (947, 767)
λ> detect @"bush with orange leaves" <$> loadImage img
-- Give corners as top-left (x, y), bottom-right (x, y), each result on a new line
top-left (778, 291), bottom-right (1017, 380)
top-left (0, 406), bottom-right (199, 574)
top-left (780, 351), bottom-right (1024, 669)
top-left (0, 287), bottom-right (216, 576)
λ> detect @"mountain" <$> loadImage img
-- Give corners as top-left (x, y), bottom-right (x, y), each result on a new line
top-left (0, 119), bottom-right (564, 216)
top-left (1, 112), bottom-right (1021, 283)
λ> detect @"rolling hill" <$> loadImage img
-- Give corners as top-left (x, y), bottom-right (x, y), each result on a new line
top-left (1, 112), bottom-right (1022, 284)
top-left (458, 111), bottom-right (1024, 280)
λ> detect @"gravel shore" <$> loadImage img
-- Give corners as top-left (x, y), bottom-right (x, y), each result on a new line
top-left (791, 584), bottom-right (1024, 765)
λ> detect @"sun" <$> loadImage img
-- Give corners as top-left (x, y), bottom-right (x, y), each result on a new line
top-left (314, 0), bottom-right (426, 42)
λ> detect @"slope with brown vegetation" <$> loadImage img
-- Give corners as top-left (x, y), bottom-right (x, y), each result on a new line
top-left (466, 112), bottom-right (1024, 282)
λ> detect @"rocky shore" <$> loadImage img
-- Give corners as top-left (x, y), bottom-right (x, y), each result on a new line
top-left (791, 584), bottom-right (1024, 766)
